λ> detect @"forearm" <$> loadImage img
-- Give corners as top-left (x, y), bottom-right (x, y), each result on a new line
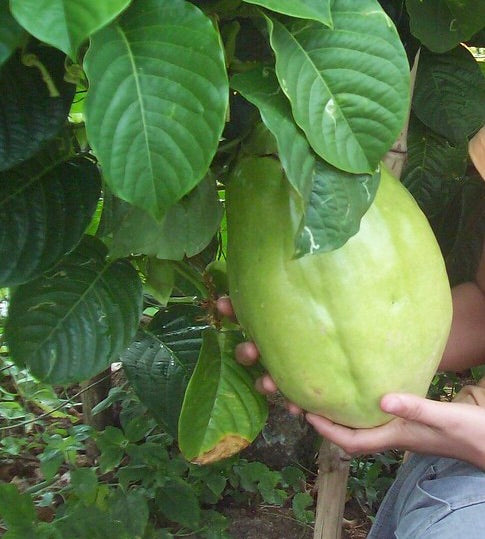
top-left (439, 242), bottom-right (485, 372)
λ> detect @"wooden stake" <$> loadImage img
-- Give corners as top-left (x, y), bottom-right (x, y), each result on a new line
top-left (313, 440), bottom-right (351, 539)
top-left (383, 48), bottom-right (421, 178)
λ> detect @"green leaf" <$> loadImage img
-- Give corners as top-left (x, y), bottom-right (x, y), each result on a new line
top-left (109, 489), bottom-right (149, 538)
top-left (233, 460), bottom-right (267, 492)
top-left (0, 149), bottom-right (101, 287)
top-left (281, 466), bottom-right (306, 491)
top-left (0, 46), bottom-right (76, 171)
top-left (402, 114), bottom-right (468, 218)
top-left (39, 448), bottom-right (65, 480)
top-left (143, 258), bottom-right (175, 306)
top-left (96, 426), bottom-right (127, 473)
top-left (0, 401), bottom-right (26, 420)
top-left (231, 67), bottom-right (313, 202)
top-left (91, 386), bottom-right (127, 416)
top-left (122, 415), bottom-right (155, 443)
top-left (267, 0), bottom-right (410, 174)
top-left (231, 68), bottom-right (380, 257)
top-left (1, 436), bottom-right (25, 456)
top-left (0, 484), bottom-right (38, 535)
top-left (199, 510), bottom-right (229, 538)
top-left (439, 177), bottom-right (485, 286)
top-left (294, 162), bottom-right (380, 257)
top-left (110, 175), bottom-right (223, 260)
top-left (412, 46), bottom-right (485, 145)
top-left (121, 304), bottom-right (210, 438)
top-left (256, 469), bottom-right (287, 505)
top-left (84, 0), bottom-right (228, 220)
top-left (0, 483), bottom-right (37, 526)
top-left (5, 236), bottom-right (142, 384)
top-left (292, 492), bottom-right (315, 523)
top-left (178, 330), bottom-right (268, 464)
top-left (405, 0), bottom-right (485, 53)
top-left (0, 0), bottom-right (25, 66)
top-left (70, 468), bottom-right (99, 505)
top-left (242, 0), bottom-right (332, 27)
top-left (53, 504), bottom-right (127, 539)
top-left (10, 0), bottom-right (131, 60)
top-left (156, 478), bottom-right (201, 530)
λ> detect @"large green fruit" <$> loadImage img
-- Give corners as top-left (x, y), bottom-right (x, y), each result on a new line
top-left (226, 156), bottom-right (453, 428)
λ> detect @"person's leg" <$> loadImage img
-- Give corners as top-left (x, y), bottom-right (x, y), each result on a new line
top-left (368, 454), bottom-right (485, 539)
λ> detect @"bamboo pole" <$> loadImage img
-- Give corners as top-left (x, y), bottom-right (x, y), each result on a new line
top-left (312, 50), bottom-right (420, 539)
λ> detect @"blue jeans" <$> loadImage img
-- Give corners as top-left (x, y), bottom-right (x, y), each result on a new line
top-left (368, 453), bottom-right (485, 538)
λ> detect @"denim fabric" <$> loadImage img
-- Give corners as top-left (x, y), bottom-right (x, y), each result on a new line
top-left (368, 453), bottom-right (485, 538)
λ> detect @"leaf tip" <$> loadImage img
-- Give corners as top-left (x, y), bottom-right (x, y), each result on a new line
top-left (189, 435), bottom-right (250, 465)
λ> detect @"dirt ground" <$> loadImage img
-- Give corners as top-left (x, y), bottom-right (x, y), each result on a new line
top-left (224, 500), bottom-right (370, 539)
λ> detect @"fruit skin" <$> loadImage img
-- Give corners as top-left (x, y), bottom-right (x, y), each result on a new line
top-left (226, 156), bottom-right (453, 428)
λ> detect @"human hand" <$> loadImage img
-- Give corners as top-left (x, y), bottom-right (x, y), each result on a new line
top-left (217, 297), bottom-right (485, 469)
top-left (216, 296), bottom-right (303, 415)
top-left (306, 393), bottom-right (485, 469)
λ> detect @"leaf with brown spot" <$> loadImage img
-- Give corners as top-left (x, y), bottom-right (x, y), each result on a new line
top-left (178, 330), bottom-right (267, 463)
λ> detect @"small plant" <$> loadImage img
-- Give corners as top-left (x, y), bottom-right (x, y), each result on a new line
top-left (0, 370), bottom-right (316, 538)
top-left (348, 452), bottom-right (402, 517)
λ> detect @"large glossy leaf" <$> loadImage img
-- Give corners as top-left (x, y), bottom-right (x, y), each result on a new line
top-left (0, 0), bottom-right (24, 67)
top-left (231, 67), bottom-right (313, 202)
top-left (294, 162), bottom-right (380, 257)
top-left (405, 0), bottom-right (485, 53)
top-left (178, 330), bottom-right (268, 464)
top-left (9, 0), bottom-right (131, 60)
top-left (121, 304), bottom-right (210, 438)
top-left (231, 67), bottom-right (380, 257)
top-left (411, 173), bottom-right (485, 287)
top-left (0, 46), bottom-right (76, 171)
top-left (441, 178), bottom-right (485, 286)
top-left (243, 0), bottom-right (333, 27)
top-left (109, 174), bottom-right (223, 260)
top-left (6, 236), bottom-right (142, 384)
top-left (0, 147), bottom-right (101, 287)
top-left (267, 0), bottom-right (410, 174)
top-left (84, 0), bottom-right (228, 220)
top-left (413, 46), bottom-right (485, 145)
top-left (402, 114), bottom-right (468, 218)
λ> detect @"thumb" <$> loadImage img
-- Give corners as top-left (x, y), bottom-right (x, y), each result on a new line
top-left (380, 393), bottom-right (449, 428)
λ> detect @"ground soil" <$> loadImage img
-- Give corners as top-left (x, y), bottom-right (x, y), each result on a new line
top-left (224, 499), bottom-right (371, 539)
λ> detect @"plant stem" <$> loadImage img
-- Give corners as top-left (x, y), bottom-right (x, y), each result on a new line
top-left (25, 477), bottom-right (58, 495)
top-left (167, 296), bottom-right (199, 304)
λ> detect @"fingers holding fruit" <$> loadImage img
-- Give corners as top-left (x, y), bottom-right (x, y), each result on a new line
top-left (215, 296), bottom-right (235, 320)
top-left (217, 296), bottom-right (261, 366)
top-left (217, 295), bottom-right (300, 414)
top-left (235, 341), bottom-right (259, 366)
